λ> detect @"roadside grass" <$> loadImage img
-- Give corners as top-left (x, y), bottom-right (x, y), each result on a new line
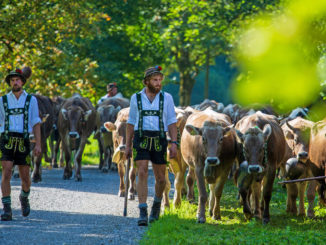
top-left (141, 179), bottom-right (326, 245)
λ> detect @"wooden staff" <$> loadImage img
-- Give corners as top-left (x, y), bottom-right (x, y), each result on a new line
top-left (123, 158), bottom-right (131, 216)
top-left (278, 176), bottom-right (326, 184)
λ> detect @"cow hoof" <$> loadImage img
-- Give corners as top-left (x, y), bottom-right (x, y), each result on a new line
top-left (196, 217), bottom-right (206, 224)
top-left (13, 173), bottom-right (20, 179)
top-left (53, 163), bottom-right (58, 168)
top-left (102, 168), bottom-right (109, 173)
top-left (128, 193), bottom-right (135, 200)
top-left (118, 191), bottom-right (125, 197)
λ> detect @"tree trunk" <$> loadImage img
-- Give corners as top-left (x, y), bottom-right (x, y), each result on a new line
top-left (177, 48), bottom-right (197, 106)
top-left (179, 72), bottom-right (195, 106)
top-left (204, 48), bottom-right (210, 99)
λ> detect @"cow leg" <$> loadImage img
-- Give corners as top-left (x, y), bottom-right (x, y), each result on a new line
top-left (195, 165), bottom-right (207, 223)
top-left (208, 183), bottom-right (215, 217)
top-left (43, 139), bottom-right (51, 163)
top-left (262, 168), bottom-right (276, 224)
top-left (173, 166), bottom-right (186, 208)
top-left (118, 162), bottom-right (125, 197)
top-left (128, 165), bottom-right (137, 200)
top-left (239, 187), bottom-right (252, 220)
top-left (98, 138), bottom-right (104, 170)
top-left (306, 180), bottom-right (317, 218)
top-left (186, 167), bottom-right (195, 203)
top-left (251, 181), bottom-right (262, 219)
top-left (62, 140), bottom-right (72, 180)
top-left (74, 141), bottom-right (86, 182)
top-left (12, 165), bottom-right (20, 178)
top-left (162, 168), bottom-right (170, 211)
top-left (212, 175), bottom-right (229, 220)
top-left (298, 182), bottom-right (307, 216)
top-left (31, 154), bottom-right (42, 183)
top-left (286, 183), bottom-right (298, 215)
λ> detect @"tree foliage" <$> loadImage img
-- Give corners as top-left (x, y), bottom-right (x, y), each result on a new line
top-left (0, 0), bottom-right (282, 106)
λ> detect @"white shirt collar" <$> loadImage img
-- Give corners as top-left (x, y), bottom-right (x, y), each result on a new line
top-left (8, 90), bottom-right (28, 100)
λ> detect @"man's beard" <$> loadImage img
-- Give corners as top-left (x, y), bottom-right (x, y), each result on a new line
top-left (12, 87), bottom-right (22, 92)
top-left (147, 82), bottom-right (161, 94)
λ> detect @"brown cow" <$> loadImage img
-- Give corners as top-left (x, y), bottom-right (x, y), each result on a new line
top-left (235, 111), bottom-right (285, 224)
top-left (58, 95), bottom-right (96, 181)
top-left (181, 108), bottom-right (236, 223)
top-left (281, 118), bottom-right (317, 217)
top-left (104, 107), bottom-right (137, 199)
top-left (95, 97), bottom-right (129, 172)
top-left (31, 94), bottom-right (55, 183)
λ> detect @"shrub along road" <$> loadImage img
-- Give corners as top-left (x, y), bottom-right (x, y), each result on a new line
top-left (0, 165), bottom-right (158, 245)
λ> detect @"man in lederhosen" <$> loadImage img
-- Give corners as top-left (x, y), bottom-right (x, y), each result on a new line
top-left (125, 66), bottom-right (178, 226)
top-left (0, 67), bottom-right (41, 221)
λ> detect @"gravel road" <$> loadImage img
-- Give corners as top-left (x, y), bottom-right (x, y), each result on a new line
top-left (0, 165), bottom-right (163, 245)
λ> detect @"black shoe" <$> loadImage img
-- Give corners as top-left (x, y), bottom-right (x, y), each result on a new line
top-left (19, 195), bottom-right (30, 217)
top-left (1, 203), bottom-right (12, 221)
top-left (149, 200), bottom-right (161, 223)
top-left (138, 206), bottom-right (148, 226)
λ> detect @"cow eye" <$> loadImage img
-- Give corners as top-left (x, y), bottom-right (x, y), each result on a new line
top-left (219, 137), bottom-right (223, 143)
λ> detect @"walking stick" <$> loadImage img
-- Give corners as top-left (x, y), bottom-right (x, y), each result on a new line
top-left (278, 175), bottom-right (326, 184)
top-left (123, 158), bottom-right (131, 217)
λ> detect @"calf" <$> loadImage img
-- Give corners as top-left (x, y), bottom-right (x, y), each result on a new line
top-left (181, 108), bottom-right (236, 223)
top-left (235, 111), bottom-right (285, 224)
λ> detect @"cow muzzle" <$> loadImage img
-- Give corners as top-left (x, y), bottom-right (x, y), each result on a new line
top-left (248, 165), bottom-right (263, 174)
top-left (205, 157), bottom-right (220, 166)
top-left (69, 132), bottom-right (80, 139)
top-left (297, 151), bottom-right (308, 162)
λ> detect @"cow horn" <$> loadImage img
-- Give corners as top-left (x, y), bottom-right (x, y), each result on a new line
top-left (286, 120), bottom-right (296, 131)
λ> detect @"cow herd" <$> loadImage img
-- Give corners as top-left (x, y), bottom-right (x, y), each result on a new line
top-left (24, 95), bottom-right (326, 224)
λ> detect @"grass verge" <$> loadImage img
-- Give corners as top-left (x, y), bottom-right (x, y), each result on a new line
top-left (140, 179), bottom-right (326, 245)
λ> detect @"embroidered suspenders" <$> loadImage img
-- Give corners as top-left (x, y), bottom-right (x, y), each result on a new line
top-left (136, 92), bottom-right (165, 139)
top-left (2, 94), bottom-right (32, 152)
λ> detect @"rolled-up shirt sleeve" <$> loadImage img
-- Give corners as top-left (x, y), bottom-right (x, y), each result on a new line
top-left (165, 93), bottom-right (177, 126)
top-left (29, 96), bottom-right (41, 130)
top-left (127, 94), bottom-right (137, 126)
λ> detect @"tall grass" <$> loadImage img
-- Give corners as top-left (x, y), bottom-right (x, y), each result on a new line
top-left (141, 179), bottom-right (326, 244)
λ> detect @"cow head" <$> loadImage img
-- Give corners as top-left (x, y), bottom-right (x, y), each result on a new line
top-left (61, 106), bottom-right (93, 149)
top-left (186, 120), bottom-right (232, 168)
top-left (97, 105), bottom-right (121, 134)
top-left (284, 120), bottom-right (311, 163)
top-left (104, 120), bottom-right (127, 153)
top-left (235, 124), bottom-right (271, 175)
